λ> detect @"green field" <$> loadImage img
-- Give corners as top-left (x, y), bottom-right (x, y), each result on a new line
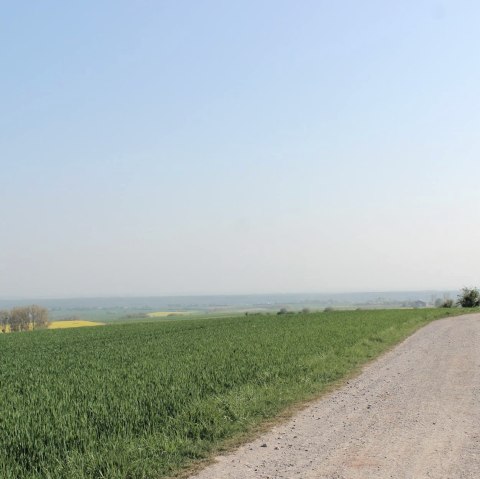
top-left (0, 309), bottom-right (462, 478)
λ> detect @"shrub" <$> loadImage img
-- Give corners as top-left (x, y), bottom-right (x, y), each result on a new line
top-left (457, 287), bottom-right (480, 308)
top-left (441, 299), bottom-right (454, 308)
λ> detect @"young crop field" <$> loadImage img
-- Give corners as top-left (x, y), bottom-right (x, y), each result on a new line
top-left (0, 309), bottom-right (461, 478)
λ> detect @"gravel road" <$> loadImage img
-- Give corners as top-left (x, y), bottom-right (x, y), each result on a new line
top-left (190, 313), bottom-right (480, 479)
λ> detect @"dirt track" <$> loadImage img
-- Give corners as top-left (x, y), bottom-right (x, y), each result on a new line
top-left (190, 314), bottom-right (480, 479)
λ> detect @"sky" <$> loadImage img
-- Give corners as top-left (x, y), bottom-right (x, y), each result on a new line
top-left (1, 1), bottom-right (480, 298)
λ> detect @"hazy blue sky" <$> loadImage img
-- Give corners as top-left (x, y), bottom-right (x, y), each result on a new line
top-left (2, 1), bottom-right (479, 298)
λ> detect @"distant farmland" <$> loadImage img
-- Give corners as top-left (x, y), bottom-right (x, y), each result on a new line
top-left (48, 320), bottom-right (104, 329)
top-left (0, 309), bottom-right (462, 478)
top-left (146, 310), bottom-right (191, 318)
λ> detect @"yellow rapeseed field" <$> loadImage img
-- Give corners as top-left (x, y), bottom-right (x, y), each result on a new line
top-left (48, 320), bottom-right (104, 329)
top-left (1, 324), bottom-right (39, 333)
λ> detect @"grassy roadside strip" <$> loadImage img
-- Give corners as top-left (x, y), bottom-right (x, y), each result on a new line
top-left (0, 308), bottom-right (470, 479)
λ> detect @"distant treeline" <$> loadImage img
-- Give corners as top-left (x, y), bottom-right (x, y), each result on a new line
top-left (0, 305), bottom-right (49, 333)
